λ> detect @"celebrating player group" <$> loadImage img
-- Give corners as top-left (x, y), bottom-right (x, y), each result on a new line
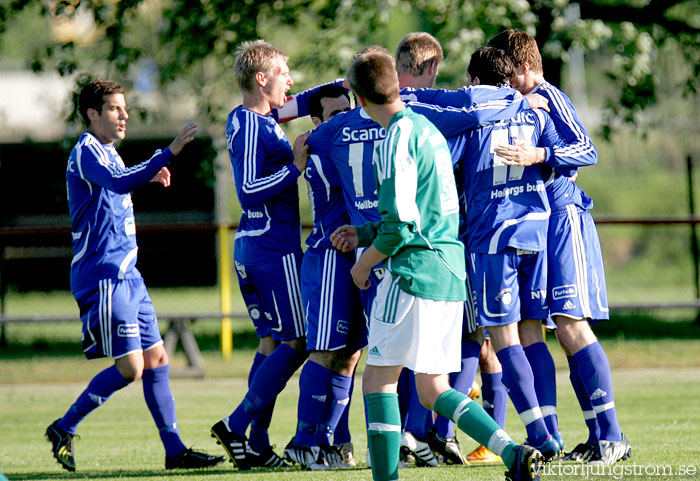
top-left (47, 28), bottom-right (631, 481)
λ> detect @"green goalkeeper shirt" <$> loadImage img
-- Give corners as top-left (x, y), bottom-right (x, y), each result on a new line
top-left (356, 107), bottom-right (467, 302)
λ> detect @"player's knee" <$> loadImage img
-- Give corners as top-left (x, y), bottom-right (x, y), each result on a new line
top-left (115, 354), bottom-right (145, 382)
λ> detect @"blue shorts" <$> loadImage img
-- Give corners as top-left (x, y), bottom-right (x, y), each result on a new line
top-left (470, 248), bottom-right (548, 327)
top-left (301, 248), bottom-right (368, 352)
top-left (463, 253), bottom-right (479, 335)
top-left (235, 251), bottom-right (306, 341)
top-left (74, 278), bottom-right (162, 360)
top-left (548, 205), bottom-right (609, 322)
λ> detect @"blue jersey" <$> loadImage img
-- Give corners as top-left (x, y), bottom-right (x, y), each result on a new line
top-left (226, 106), bottom-right (303, 265)
top-left (306, 90), bottom-right (530, 227)
top-left (303, 140), bottom-right (350, 249)
top-left (459, 108), bottom-right (564, 254)
top-left (532, 81), bottom-right (597, 211)
top-left (66, 132), bottom-right (172, 293)
top-left (307, 107), bottom-right (383, 226)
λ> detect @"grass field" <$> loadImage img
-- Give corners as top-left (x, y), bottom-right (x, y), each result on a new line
top-left (2, 323), bottom-right (700, 480)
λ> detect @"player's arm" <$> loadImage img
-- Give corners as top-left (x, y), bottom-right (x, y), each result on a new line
top-left (81, 123), bottom-right (198, 193)
top-left (541, 88), bottom-right (597, 168)
top-left (496, 109), bottom-right (593, 173)
top-left (228, 118), bottom-right (303, 210)
top-left (272, 78), bottom-right (346, 123)
top-left (372, 132), bottom-right (416, 257)
top-left (406, 88), bottom-right (545, 137)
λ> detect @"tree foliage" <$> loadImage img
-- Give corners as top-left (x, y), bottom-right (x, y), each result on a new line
top-left (1, 0), bottom-right (699, 138)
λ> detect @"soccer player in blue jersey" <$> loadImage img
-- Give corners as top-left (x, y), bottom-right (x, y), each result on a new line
top-left (457, 46), bottom-right (572, 462)
top-left (284, 84), bottom-right (364, 470)
top-left (45, 78), bottom-right (224, 472)
top-left (490, 29), bottom-right (630, 466)
top-left (210, 40), bottom-right (310, 470)
top-left (332, 50), bottom-right (542, 481)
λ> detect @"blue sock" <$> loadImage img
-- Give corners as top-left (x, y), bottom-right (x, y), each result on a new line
top-left (404, 371), bottom-right (433, 440)
top-left (497, 344), bottom-right (550, 444)
top-left (397, 368), bottom-right (411, 429)
top-left (293, 361), bottom-right (332, 446)
top-left (58, 364), bottom-right (129, 434)
top-left (227, 344), bottom-right (306, 436)
top-left (435, 339), bottom-right (480, 439)
top-left (524, 342), bottom-right (559, 434)
top-left (142, 365), bottom-right (187, 457)
top-left (574, 342), bottom-right (622, 442)
top-left (247, 352), bottom-right (273, 452)
top-left (333, 374), bottom-right (353, 445)
top-left (481, 371), bottom-right (507, 428)
top-left (567, 356), bottom-right (600, 444)
top-left (317, 371), bottom-right (353, 446)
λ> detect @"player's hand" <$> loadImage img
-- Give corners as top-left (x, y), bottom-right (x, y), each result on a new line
top-left (331, 225), bottom-right (359, 252)
top-left (169, 122), bottom-right (198, 156)
top-left (525, 93), bottom-right (550, 112)
top-left (495, 141), bottom-right (546, 166)
top-left (569, 171), bottom-right (579, 182)
top-left (350, 262), bottom-right (371, 290)
top-left (150, 166), bottom-right (171, 187)
top-left (292, 131), bottom-right (312, 172)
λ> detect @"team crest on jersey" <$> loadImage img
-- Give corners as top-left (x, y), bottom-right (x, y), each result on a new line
top-left (552, 284), bottom-right (577, 300)
top-left (495, 288), bottom-right (513, 305)
top-left (273, 123), bottom-right (287, 141)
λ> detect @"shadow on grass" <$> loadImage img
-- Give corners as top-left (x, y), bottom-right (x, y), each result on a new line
top-left (0, 328), bottom-right (261, 360)
top-left (594, 312), bottom-right (700, 339)
top-left (4, 466), bottom-right (294, 479)
top-left (2, 313), bottom-right (699, 361)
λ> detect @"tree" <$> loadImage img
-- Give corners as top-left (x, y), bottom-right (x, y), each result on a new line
top-left (1, 0), bottom-right (699, 137)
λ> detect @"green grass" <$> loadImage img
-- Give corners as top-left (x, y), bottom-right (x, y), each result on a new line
top-left (3, 287), bottom-right (700, 479)
top-left (2, 363), bottom-right (700, 480)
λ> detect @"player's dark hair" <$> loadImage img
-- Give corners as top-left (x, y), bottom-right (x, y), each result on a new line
top-left (467, 47), bottom-right (515, 87)
top-left (308, 85), bottom-right (351, 121)
top-left (79, 78), bottom-right (125, 126)
top-left (488, 28), bottom-right (543, 74)
top-left (347, 52), bottom-right (399, 105)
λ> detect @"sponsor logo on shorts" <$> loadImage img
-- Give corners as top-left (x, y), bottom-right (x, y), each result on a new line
top-left (562, 300), bottom-right (576, 311)
top-left (369, 346), bottom-right (381, 357)
top-left (265, 312), bottom-right (273, 321)
top-left (312, 394), bottom-right (327, 402)
top-left (118, 324), bottom-right (139, 337)
top-left (552, 284), bottom-right (577, 300)
top-left (234, 261), bottom-right (247, 278)
top-left (531, 289), bottom-right (547, 300)
top-left (495, 288), bottom-right (513, 305)
top-left (337, 320), bottom-right (350, 335)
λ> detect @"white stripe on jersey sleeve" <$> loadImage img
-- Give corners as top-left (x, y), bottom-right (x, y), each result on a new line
top-left (392, 118), bottom-right (420, 226)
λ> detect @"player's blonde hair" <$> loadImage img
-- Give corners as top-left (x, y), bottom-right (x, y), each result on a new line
top-left (395, 32), bottom-right (443, 76)
top-left (234, 40), bottom-right (289, 93)
top-left (488, 29), bottom-right (543, 74)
